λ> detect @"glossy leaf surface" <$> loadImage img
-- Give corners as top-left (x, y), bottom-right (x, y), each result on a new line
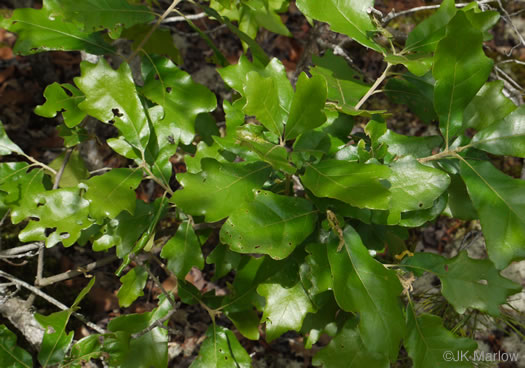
top-left (35, 83), bottom-right (86, 128)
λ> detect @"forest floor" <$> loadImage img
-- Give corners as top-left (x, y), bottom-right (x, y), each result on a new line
top-left (0, 0), bottom-right (524, 367)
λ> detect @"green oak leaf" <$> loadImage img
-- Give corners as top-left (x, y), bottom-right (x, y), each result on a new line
top-left (141, 56), bottom-right (216, 145)
top-left (379, 130), bottom-right (442, 158)
top-left (0, 0), bottom-right (114, 55)
top-left (433, 11), bottom-right (493, 146)
top-left (185, 141), bottom-right (225, 174)
top-left (301, 159), bottom-right (391, 210)
top-left (58, 125), bottom-right (89, 147)
top-left (160, 220), bottom-right (204, 279)
top-left (0, 163), bottom-right (47, 224)
top-left (284, 73), bottom-right (327, 140)
top-left (206, 244), bottom-right (242, 280)
top-left (257, 280), bottom-right (316, 342)
top-left (122, 24), bottom-right (181, 64)
top-left (107, 296), bottom-right (171, 368)
top-left (460, 160), bottom-right (525, 269)
top-left (463, 81), bottom-right (516, 131)
top-left (49, 151), bottom-right (89, 188)
top-left (404, 251), bottom-right (521, 315)
top-left (384, 54), bottom-right (433, 77)
top-left (84, 168), bottom-right (143, 221)
top-left (471, 105), bottom-right (525, 158)
top-left (384, 72), bottom-right (437, 124)
top-left (388, 158), bottom-right (450, 215)
top-left (190, 326), bottom-right (251, 368)
top-left (398, 193), bottom-right (448, 228)
top-left (296, 0), bottom-right (384, 52)
top-left (56, 0), bottom-right (154, 38)
top-left (405, 309), bottom-right (477, 368)
top-left (446, 174), bottom-right (477, 221)
top-left (65, 335), bottom-right (102, 367)
top-left (218, 55), bottom-right (264, 94)
top-left (171, 159), bottom-right (271, 222)
top-left (312, 319), bottom-right (390, 368)
top-left (19, 187), bottom-right (92, 248)
top-left (220, 190), bottom-right (317, 260)
top-left (327, 226), bottom-right (405, 360)
top-left (75, 59), bottom-right (150, 151)
top-left (0, 325), bottom-right (32, 368)
top-left (0, 122), bottom-right (23, 155)
top-left (93, 200), bottom-right (156, 257)
top-left (300, 243), bottom-right (332, 296)
top-left (117, 266), bottom-right (148, 308)
top-left (34, 83), bottom-right (86, 128)
top-left (310, 51), bottom-right (370, 107)
top-left (405, 0), bottom-right (456, 53)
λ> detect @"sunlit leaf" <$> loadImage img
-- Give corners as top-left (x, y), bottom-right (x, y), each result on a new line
top-left (34, 83), bottom-right (86, 128)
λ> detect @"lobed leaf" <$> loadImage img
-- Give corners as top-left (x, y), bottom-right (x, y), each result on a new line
top-left (118, 266), bottom-right (148, 308)
top-left (34, 83), bottom-right (86, 128)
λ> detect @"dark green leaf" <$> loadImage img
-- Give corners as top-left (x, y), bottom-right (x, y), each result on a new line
top-left (446, 175), bottom-right (477, 220)
top-left (433, 12), bottom-right (493, 145)
top-left (142, 56), bottom-right (217, 145)
top-left (327, 226), bottom-right (405, 360)
top-left (296, 0), bottom-right (384, 52)
top-left (118, 266), bottom-right (148, 307)
top-left (122, 24), bottom-right (181, 64)
top-left (34, 83), bottom-right (86, 128)
top-left (301, 160), bottom-right (391, 210)
top-left (471, 105), bottom-right (525, 158)
top-left (220, 190), bottom-right (317, 260)
top-left (405, 309), bottom-right (477, 368)
top-left (36, 310), bottom-right (74, 367)
top-left (300, 243), bottom-right (332, 296)
top-left (66, 335), bottom-right (102, 368)
top-left (312, 319), bottom-right (390, 368)
top-left (463, 81), bottom-right (516, 131)
top-left (206, 244), bottom-right (242, 280)
top-left (0, 325), bottom-right (32, 368)
top-left (75, 59), bottom-right (150, 151)
top-left (460, 160), bottom-right (525, 269)
top-left (84, 168), bottom-right (143, 221)
top-left (190, 326), bottom-right (251, 368)
top-left (160, 220), bottom-right (204, 278)
top-left (404, 251), bottom-right (521, 315)
top-left (171, 159), bottom-right (271, 222)
top-left (1, 1), bottom-right (114, 55)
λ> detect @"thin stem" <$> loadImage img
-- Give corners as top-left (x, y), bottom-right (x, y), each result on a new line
top-left (417, 145), bottom-right (471, 164)
top-left (354, 63), bottom-right (392, 111)
top-left (128, 0), bottom-right (182, 61)
top-left (142, 164), bottom-right (174, 195)
top-left (53, 148), bottom-right (73, 189)
top-left (21, 153), bottom-right (57, 175)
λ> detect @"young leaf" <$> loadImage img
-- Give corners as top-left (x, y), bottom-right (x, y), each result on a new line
top-left (220, 190), bottom-right (317, 260)
top-left (460, 160), bottom-right (525, 269)
top-left (404, 252), bottom-right (521, 315)
top-left (0, 0), bottom-right (114, 55)
top-left (405, 0), bottom-right (456, 53)
top-left (301, 160), bottom-right (391, 210)
top-left (471, 105), bottom-right (525, 158)
top-left (34, 83), bottom-right (86, 128)
top-left (433, 11), bottom-right (493, 146)
top-left (296, 0), bottom-right (384, 53)
top-left (190, 326), bottom-right (251, 368)
top-left (284, 73), bottom-right (327, 140)
top-left (405, 309), bottom-right (477, 368)
top-left (19, 187), bottom-right (92, 248)
top-left (327, 226), bottom-right (405, 360)
top-left (312, 319), bottom-right (390, 368)
top-left (57, 0), bottom-right (155, 38)
top-left (118, 266), bottom-right (148, 308)
top-left (142, 56), bottom-right (217, 145)
top-left (75, 59), bottom-right (150, 151)
top-left (171, 159), bottom-right (271, 222)
top-left (84, 168), bottom-right (143, 221)
top-left (160, 220), bottom-right (204, 279)
top-left (257, 280), bottom-right (316, 342)
top-left (0, 122), bottom-right (23, 155)
top-left (0, 325), bottom-right (33, 368)
top-left (463, 80), bottom-right (516, 131)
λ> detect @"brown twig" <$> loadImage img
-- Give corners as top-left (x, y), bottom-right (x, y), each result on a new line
top-left (52, 148), bottom-right (73, 190)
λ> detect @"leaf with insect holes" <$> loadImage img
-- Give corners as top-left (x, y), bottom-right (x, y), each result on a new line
top-left (84, 168), bottom-right (143, 221)
top-left (75, 59), bottom-right (150, 151)
top-left (220, 190), bottom-right (317, 260)
top-left (160, 220), bottom-right (204, 279)
top-left (403, 251), bottom-right (521, 315)
top-left (19, 187), bottom-right (93, 248)
top-left (34, 83), bottom-right (86, 128)
top-left (0, 325), bottom-right (32, 368)
top-left (0, 0), bottom-right (114, 55)
top-left (142, 56), bottom-right (217, 145)
top-left (296, 0), bottom-right (384, 53)
top-left (190, 326), bottom-right (251, 368)
top-left (433, 11), bottom-right (493, 145)
top-left (171, 159), bottom-right (271, 222)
